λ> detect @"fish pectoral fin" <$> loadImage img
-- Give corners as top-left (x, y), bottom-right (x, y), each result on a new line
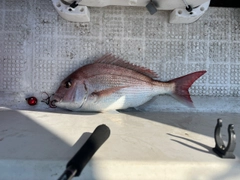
top-left (90, 86), bottom-right (128, 102)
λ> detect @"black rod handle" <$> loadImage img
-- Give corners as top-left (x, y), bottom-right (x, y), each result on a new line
top-left (58, 124), bottom-right (110, 180)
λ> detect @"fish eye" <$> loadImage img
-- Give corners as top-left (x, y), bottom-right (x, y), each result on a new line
top-left (65, 80), bottom-right (72, 88)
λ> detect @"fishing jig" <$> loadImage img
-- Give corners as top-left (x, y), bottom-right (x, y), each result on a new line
top-left (26, 97), bottom-right (38, 106)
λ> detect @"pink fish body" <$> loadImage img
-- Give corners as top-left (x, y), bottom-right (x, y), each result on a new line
top-left (52, 54), bottom-right (206, 111)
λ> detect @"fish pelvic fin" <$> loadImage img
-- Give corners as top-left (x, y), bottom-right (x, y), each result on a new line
top-left (168, 71), bottom-right (207, 107)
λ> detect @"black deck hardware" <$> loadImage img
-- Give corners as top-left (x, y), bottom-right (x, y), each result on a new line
top-left (181, 0), bottom-right (193, 13)
top-left (57, 124), bottom-right (111, 180)
top-left (69, 1), bottom-right (78, 9)
top-left (210, 0), bottom-right (240, 8)
top-left (146, 0), bottom-right (158, 15)
top-left (212, 119), bottom-right (236, 159)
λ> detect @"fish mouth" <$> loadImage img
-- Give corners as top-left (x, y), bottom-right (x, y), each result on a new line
top-left (49, 99), bottom-right (58, 108)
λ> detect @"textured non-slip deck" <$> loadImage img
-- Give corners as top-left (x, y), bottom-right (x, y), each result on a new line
top-left (0, 0), bottom-right (239, 112)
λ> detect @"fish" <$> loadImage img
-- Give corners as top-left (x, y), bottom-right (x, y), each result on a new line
top-left (51, 54), bottom-right (206, 112)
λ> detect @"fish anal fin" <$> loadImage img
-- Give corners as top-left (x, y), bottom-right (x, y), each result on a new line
top-left (94, 54), bottom-right (158, 79)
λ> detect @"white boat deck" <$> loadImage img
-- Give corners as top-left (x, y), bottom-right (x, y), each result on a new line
top-left (1, 109), bottom-right (239, 180)
top-left (0, 0), bottom-right (240, 179)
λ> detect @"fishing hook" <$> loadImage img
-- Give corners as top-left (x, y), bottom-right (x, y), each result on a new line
top-left (41, 92), bottom-right (57, 108)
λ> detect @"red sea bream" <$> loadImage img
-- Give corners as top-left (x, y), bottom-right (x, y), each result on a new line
top-left (52, 54), bottom-right (206, 111)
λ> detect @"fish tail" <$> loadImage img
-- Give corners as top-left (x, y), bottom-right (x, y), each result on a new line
top-left (168, 71), bottom-right (207, 107)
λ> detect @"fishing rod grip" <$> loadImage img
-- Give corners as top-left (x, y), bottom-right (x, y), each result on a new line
top-left (66, 124), bottom-right (110, 177)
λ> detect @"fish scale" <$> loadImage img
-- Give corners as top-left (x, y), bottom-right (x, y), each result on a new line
top-left (52, 55), bottom-right (206, 111)
top-left (81, 85), bottom-right (159, 111)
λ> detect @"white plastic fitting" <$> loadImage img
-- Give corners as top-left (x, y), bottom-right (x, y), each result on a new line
top-left (169, 1), bottom-right (210, 24)
top-left (51, 0), bottom-right (210, 24)
top-left (52, 0), bottom-right (90, 22)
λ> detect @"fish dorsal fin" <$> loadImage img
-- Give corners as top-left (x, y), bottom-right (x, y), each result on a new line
top-left (94, 54), bottom-right (158, 79)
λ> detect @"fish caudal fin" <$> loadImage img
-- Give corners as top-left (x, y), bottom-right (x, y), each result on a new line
top-left (168, 71), bottom-right (207, 107)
